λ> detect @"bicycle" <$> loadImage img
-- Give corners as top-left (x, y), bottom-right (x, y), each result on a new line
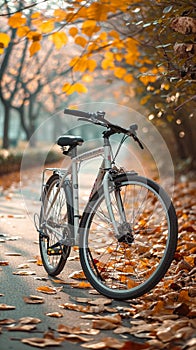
top-left (36, 108), bottom-right (178, 300)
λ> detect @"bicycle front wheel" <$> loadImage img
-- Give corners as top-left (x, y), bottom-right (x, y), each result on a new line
top-left (39, 174), bottom-right (72, 276)
top-left (79, 173), bottom-right (178, 300)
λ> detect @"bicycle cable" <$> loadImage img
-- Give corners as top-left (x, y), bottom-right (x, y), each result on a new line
top-left (112, 135), bottom-right (129, 164)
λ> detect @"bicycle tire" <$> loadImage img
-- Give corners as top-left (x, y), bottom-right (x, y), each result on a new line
top-left (39, 174), bottom-right (72, 276)
top-left (79, 173), bottom-right (178, 300)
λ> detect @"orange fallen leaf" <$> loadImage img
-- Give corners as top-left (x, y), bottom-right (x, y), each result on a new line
top-left (36, 286), bottom-right (63, 294)
top-left (71, 281), bottom-right (91, 289)
top-left (69, 270), bottom-right (86, 279)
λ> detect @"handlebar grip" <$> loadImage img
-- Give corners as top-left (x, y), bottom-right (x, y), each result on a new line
top-left (64, 108), bottom-right (92, 119)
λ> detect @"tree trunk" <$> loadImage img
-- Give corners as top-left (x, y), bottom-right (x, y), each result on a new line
top-left (2, 104), bottom-right (10, 149)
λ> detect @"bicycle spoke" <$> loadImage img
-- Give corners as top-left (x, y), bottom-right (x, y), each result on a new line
top-left (80, 175), bottom-right (177, 299)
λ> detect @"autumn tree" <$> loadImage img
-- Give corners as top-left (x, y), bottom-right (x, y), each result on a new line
top-left (0, 0), bottom-right (195, 169)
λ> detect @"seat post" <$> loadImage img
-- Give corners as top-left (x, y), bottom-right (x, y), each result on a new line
top-left (70, 146), bottom-right (77, 159)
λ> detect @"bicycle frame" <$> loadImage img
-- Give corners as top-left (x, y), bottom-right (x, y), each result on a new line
top-left (41, 135), bottom-right (122, 246)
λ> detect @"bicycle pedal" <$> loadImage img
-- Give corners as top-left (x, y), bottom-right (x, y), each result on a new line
top-left (47, 247), bottom-right (63, 255)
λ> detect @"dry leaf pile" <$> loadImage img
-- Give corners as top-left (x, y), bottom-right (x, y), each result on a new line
top-left (0, 179), bottom-right (195, 349)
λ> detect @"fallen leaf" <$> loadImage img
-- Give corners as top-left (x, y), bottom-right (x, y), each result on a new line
top-left (7, 324), bottom-right (37, 331)
top-left (23, 295), bottom-right (45, 304)
top-left (58, 324), bottom-right (99, 335)
top-left (88, 298), bottom-right (113, 306)
top-left (21, 337), bottom-right (62, 347)
top-left (70, 281), bottom-right (91, 289)
top-left (19, 317), bottom-right (41, 324)
top-left (0, 318), bottom-right (16, 325)
top-left (17, 263), bottom-right (30, 269)
top-left (69, 270), bottom-right (86, 279)
top-left (0, 303), bottom-right (16, 310)
top-left (36, 286), bottom-right (63, 294)
top-left (59, 302), bottom-right (105, 313)
top-left (63, 334), bottom-right (94, 342)
top-left (174, 302), bottom-right (190, 316)
top-left (46, 312), bottom-right (63, 318)
top-left (13, 270), bottom-right (36, 276)
top-left (92, 319), bottom-right (118, 330)
top-left (0, 261), bottom-right (9, 266)
top-left (81, 337), bottom-right (125, 349)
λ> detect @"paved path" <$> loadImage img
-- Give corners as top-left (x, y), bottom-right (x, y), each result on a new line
top-left (0, 165), bottom-right (137, 350)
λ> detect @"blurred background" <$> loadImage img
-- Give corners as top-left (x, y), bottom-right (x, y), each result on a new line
top-left (0, 0), bottom-right (195, 185)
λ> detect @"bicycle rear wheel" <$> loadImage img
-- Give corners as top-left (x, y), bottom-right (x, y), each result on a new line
top-left (39, 174), bottom-right (72, 276)
top-left (79, 173), bottom-right (178, 300)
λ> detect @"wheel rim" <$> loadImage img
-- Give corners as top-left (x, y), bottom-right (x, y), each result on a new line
top-left (82, 179), bottom-right (173, 296)
top-left (40, 178), bottom-right (68, 271)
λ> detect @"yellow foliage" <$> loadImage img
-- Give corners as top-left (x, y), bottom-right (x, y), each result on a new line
top-left (54, 9), bottom-right (67, 21)
top-left (82, 74), bottom-right (93, 83)
top-left (140, 95), bottom-right (151, 105)
top-left (74, 82), bottom-right (88, 94)
top-left (87, 59), bottom-right (97, 72)
top-left (161, 82), bottom-right (170, 90)
top-left (114, 67), bottom-right (126, 79)
top-left (125, 51), bottom-right (139, 65)
top-left (75, 36), bottom-right (87, 48)
top-left (101, 59), bottom-right (114, 70)
top-left (70, 56), bottom-right (88, 73)
top-left (87, 2), bottom-right (108, 21)
top-left (69, 27), bottom-right (78, 37)
top-left (82, 20), bottom-right (100, 36)
top-left (62, 82), bottom-right (88, 94)
top-left (31, 12), bottom-right (42, 19)
top-left (139, 67), bottom-right (158, 85)
top-left (62, 83), bottom-right (71, 93)
top-left (29, 41), bottom-right (41, 56)
top-left (123, 74), bottom-right (133, 83)
top-left (39, 20), bottom-right (54, 34)
top-left (27, 31), bottom-right (42, 42)
top-left (75, 6), bottom-right (88, 19)
top-left (109, 30), bottom-right (119, 39)
top-left (51, 32), bottom-right (68, 49)
top-left (0, 33), bottom-right (10, 54)
top-left (115, 53), bottom-right (123, 62)
top-left (98, 32), bottom-right (108, 41)
top-left (87, 42), bottom-right (99, 53)
top-left (17, 26), bottom-right (30, 38)
top-left (8, 13), bottom-right (26, 28)
top-left (69, 56), bottom-right (79, 68)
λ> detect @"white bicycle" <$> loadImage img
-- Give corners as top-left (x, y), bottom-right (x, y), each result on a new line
top-left (37, 108), bottom-right (178, 300)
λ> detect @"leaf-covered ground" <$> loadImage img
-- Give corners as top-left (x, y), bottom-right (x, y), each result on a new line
top-left (0, 173), bottom-right (195, 349)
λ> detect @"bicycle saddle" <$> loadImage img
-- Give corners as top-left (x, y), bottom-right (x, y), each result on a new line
top-left (57, 135), bottom-right (84, 147)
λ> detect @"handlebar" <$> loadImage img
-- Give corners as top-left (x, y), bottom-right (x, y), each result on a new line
top-left (64, 108), bottom-right (144, 149)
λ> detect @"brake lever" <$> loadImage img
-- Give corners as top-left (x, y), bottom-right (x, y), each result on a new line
top-left (133, 135), bottom-right (144, 149)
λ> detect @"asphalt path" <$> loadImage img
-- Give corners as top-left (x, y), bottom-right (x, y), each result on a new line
top-left (0, 165), bottom-right (143, 350)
